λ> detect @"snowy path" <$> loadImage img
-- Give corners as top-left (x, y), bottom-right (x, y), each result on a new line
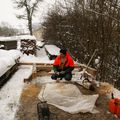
top-left (0, 65), bottom-right (32, 120)
top-left (0, 48), bottom-right (54, 120)
top-left (20, 48), bottom-right (54, 63)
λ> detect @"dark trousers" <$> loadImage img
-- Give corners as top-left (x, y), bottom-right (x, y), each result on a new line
top-left (51, 73), bottom-right (72, 81)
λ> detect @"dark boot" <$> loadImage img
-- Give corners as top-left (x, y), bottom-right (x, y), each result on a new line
top-left (51, 74), bottom-right (58, 80)
top-left (64, 73), bottom-right (72, 81)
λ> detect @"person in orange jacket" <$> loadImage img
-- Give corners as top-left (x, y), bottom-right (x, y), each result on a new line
top-left (51, 48), bottom-right (74, 81)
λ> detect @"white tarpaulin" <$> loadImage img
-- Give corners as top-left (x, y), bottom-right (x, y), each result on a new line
top-left (38, 83), bottom-right (99, 114)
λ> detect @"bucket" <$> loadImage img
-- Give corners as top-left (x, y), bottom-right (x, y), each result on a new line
top-left (109, 98), bottom-right (120, 116)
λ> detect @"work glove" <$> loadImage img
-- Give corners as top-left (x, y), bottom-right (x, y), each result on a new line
top-left (54, 71), bottom-right (59, 75)
top-left (60, 71), bottom-right (65, 75)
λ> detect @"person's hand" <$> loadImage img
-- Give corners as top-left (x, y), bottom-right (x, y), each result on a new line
top-left (54, 71), bottom-right (59, 75)
top-left (60, 71), bottom-right (65, 75)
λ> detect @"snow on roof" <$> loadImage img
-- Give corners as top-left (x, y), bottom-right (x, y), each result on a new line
top-left (0, 45), bottom-right (4, 48)
top-left (0, 36), bottom-right (17, 41)
top-left (0, 49), bottom-right (23, 77)
top-left (19, 35), bottom-right (36, 40)
top-left (0, 35), bottom-right (36, 41)
top-left (44, 45), bottom-right (60, 56)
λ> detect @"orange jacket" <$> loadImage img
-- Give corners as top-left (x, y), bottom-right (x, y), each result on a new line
top-left (53, 52), bottom-right (74, 68)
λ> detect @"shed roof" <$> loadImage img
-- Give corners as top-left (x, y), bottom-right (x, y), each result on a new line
top-left (0, 35), bottom-right (36, 41)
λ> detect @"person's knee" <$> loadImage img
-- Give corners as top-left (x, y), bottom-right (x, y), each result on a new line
top-left (51, 74), bottom-right (57, 80)
top-left (64, 74), bottom-right (72, 81)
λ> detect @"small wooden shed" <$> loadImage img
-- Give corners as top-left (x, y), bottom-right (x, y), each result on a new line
top-left (0, 35), bottom-right (37, 55)
top-left (0, 37), bottom-right (17, 50)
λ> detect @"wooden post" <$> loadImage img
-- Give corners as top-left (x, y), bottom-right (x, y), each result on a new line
top-left (32, 63), bottom-right (37, 79)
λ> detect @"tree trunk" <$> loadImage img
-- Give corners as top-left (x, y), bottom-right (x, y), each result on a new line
top-left (26, 6), bottom-right (33, 35)
top-left (28, 18), bottom-right (32, 35)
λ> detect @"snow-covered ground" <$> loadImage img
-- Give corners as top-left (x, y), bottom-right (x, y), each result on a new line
top-left (1, 46), bottom-right (120, 119)
top-left (44, 45), bottom-right (60, 55)
top-left (0, 65), bottom-right (33, 120)
top-left (0, 47), bottom-right (54, 120)
top-left (0, 47), bottom-right (55, 79)
top-left (20, 48), bottom-right (54, 63)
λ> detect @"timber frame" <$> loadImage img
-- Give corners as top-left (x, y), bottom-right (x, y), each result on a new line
top-left (19, 62), bottom-right (97, 80)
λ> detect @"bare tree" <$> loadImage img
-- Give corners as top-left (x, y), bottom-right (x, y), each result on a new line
top-left (14, 0), bottom-right (42, 35)
top-left (42, 0), bottom-right (120, 87)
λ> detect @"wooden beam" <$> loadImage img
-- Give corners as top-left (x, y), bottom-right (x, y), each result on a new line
top-left (19, 62), bottom-right (52, 66)
top-left (75, 64), bottom-right (97, 77)
top-left (19, 62), bottom-right (97, 77)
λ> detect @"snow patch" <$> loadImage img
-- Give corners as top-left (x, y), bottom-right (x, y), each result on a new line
top-left (0, 65), bottom-right (32, 120)
top-left (0, 35), bottom-right (36, 41)
top-left (20, 48), bottom-right (54, 63)
top-left (0, 49), bottom-right (22, 77)
top-left (44, 45), bottom-right (60, 55)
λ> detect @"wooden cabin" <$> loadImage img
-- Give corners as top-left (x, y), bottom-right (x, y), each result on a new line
top-left (0, 37), bottom-right (17, 50)
top-left (0, 35), bottom-right (37, 55)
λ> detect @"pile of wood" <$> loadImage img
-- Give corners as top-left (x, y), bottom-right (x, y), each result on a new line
top-left (20, 39), bottom-right (36, 55)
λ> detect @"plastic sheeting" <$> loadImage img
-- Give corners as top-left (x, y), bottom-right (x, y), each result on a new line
top-left (38, 83), bottom-right (99, 114)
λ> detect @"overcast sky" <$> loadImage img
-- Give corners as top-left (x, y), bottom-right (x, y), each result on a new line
top-left (0, 0), bottom-right (55, 31)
